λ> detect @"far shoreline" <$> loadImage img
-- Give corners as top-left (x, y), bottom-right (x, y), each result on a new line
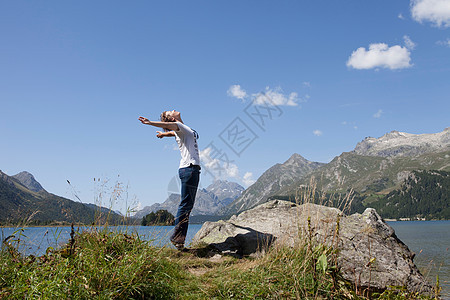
top-left (3, 219), bottom-right (450, 229)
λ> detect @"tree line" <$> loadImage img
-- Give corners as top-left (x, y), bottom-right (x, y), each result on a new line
top-left (141, 210), bottom-right (175, 226)
top-left (371, 170), bottom-right (450, 220)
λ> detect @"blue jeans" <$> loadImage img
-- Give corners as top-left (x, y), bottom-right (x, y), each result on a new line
top-left (170, 165), bottom-right (200, 245)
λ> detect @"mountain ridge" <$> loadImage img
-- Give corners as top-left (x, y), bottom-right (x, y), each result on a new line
top-left (134, 180), bottom-right (244, 219)
top-left (219, 153), bottom-right (325, 216)
top-left (223, 127), bottom-right (450, 219)
top-left (12, 171), bottom-right (46, 193)
top-left (0, 170), bottom-right (124, 225)
top-left (353, 127), bottom-right (450, 157)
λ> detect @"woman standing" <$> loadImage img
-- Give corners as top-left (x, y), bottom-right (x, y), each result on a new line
top-left (139, 110), bottom-right (200, 251)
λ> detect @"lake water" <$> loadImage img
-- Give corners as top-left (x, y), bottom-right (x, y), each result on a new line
top-left (1, 221), bottom-right (449, 298)
top-left (0, 224), bottom-right (204, 256)
top-left (387, 221), bottom-right (449, 299)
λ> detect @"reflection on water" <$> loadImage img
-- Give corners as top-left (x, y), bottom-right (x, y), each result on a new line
top-left (1, 221), bottom-right (449, 298)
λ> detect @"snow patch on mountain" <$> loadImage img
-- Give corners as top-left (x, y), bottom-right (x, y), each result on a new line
top-left (353, 128), bottom-right (450, 157)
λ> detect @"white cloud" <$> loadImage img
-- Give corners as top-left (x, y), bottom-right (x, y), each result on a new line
top-left (411, 0), bottom-right (450, 28)
top-left (243, 172), bottom-right (256, 186)
top-left (302, 81), bottom-right (311, 88)
top-left (227, 85), bottom-right (247, 100)
top-left (228, 85), bottom-right (303, 107)
top-left (313, 129), bottom-right (323, 136)
top-left (200, 147), bottom-right (259, 186)
top-left (373, 109), bottom-right (384, 118)
top-left (342, 121), bottom-right (358, 129)
top-left (403, 35), bottom-right (417, 50)
top-left (253, 87), bottom-right (299, 106)
top-left (437, 38), bottom-right (450, 47)
top-left (347, 43), bottom-right (412, 70)
top-left (200, 147), bottom-right (222, 173)
top-left (200, 147), bottom-right (240, 179)
top-left (398, 13), bottom-right (406, 20)
top-left (226, 164), bottom-right (239, 178)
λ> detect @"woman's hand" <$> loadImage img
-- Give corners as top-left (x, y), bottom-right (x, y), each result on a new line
top-left (156, 131), bottom-right (164, 138)
top-left (138, 116), bottom-right (151, 125)
top-left (156, 131), bottom-right (175, 138)
top-left (138, 116), bottom-right (179, 131)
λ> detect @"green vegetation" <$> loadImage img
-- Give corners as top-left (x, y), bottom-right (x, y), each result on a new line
top-left (0, 226), bottom-right (436, 299)
top-left (141, 210), bottom-right (175, 226)
top-left (280, 150), bottom-right (450, 210)
top-left (1, 226), bottom-right (191, 299)
top-left (189, 214), bottom-right (228, 224)
top-left (276, 169), bottom-right (450, 220)
top-left (0, 174), bottom-right (125, 226)
top-left (371, 170), bottom-right (450, 220)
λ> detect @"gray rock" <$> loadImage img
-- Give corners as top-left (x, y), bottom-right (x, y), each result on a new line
top-left (193, 199), bottom-right (432, 294)
top-left (12, 171), bottom-right (46, 193)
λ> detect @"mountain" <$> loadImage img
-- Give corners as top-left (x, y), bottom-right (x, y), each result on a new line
top-left (273, 128), bottom-right (450, 218)
top-left (278, 128), bottom-right (450, 195)
top-left (193, 180), bottom-right (245, 215)
top-left (219, 154), bottom-right (325, 216)
top-left (353, 128), bottom-right (450, 157)
top-left (12, 171), bottom-right (46, 193)
top-left (134, 180), bottom-right (244, 219)
top-left (278, 149), bottom-right (450, 195)
top-left (134, 193), bottom-right (180, 219)
top-left (205, 180), bottom-right (245, 205)
top-left (0, 170), bottom-right (123, 225)
top-left (370, 170), bottom-right (450, 220)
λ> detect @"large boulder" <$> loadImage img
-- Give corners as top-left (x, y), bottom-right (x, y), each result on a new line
top-left (192, 200), bottom-right (432, 294)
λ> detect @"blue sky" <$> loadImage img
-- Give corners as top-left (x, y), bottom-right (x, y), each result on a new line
top-left (1, 1), bottom-right (449, 214)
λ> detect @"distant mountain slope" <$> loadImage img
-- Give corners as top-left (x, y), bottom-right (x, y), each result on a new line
top-left (12, 171), bottom-right (46, 193)
top-left (271, 128), bottom-right (450, 219)
top-left (134, 180), bottom-right (244, 219)
top-left (0, 170), bottom-right (123, 225)
top-left (279, 150), bottom-right (450, 195)
top-left (219, 154), bottom-right (325, 216)
top-left (353, 128), bottom-right (450, 157)
top-left (279, 128), bottom-right (450, 196)
top-left (215, 128), bottom-right (450, 220)
top-left (193, 180), bottom-right (244, 215)
top-left (371, 170), bottom-right (450, 220)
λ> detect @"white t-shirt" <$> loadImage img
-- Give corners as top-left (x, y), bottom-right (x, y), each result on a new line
top-left (174, 122), bottom-right (200, 168)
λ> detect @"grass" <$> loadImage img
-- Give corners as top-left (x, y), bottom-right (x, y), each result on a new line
top-left (1, 224), bottom-right (439, 299)
top-left (0, 225), bottom-right (341, 299)
top-left (198, 243), bottom-right (345, 299)
top-left (1, 226), bottom-right (193, 299)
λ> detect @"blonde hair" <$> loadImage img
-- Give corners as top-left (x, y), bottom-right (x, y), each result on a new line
top-left (160, 111), bottom-right (172, 122)
top-left (160, 111), bottom-right (174, 132)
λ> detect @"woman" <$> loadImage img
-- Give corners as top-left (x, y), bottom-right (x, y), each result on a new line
top-left (138, 110), bottom-right (200, 251)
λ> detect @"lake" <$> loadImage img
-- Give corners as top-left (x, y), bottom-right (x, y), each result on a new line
top-left (1, 221), bottom-right (449, 298)
top-left (387, 220), bottom-right (449, 299)
top-left (0, 224), bottom-right (204, 257)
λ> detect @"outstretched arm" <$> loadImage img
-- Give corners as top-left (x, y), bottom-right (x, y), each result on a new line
top-left (156, 131), bottom-right (175, 138)
top-left (138, 116), bottom-right (179, 131)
